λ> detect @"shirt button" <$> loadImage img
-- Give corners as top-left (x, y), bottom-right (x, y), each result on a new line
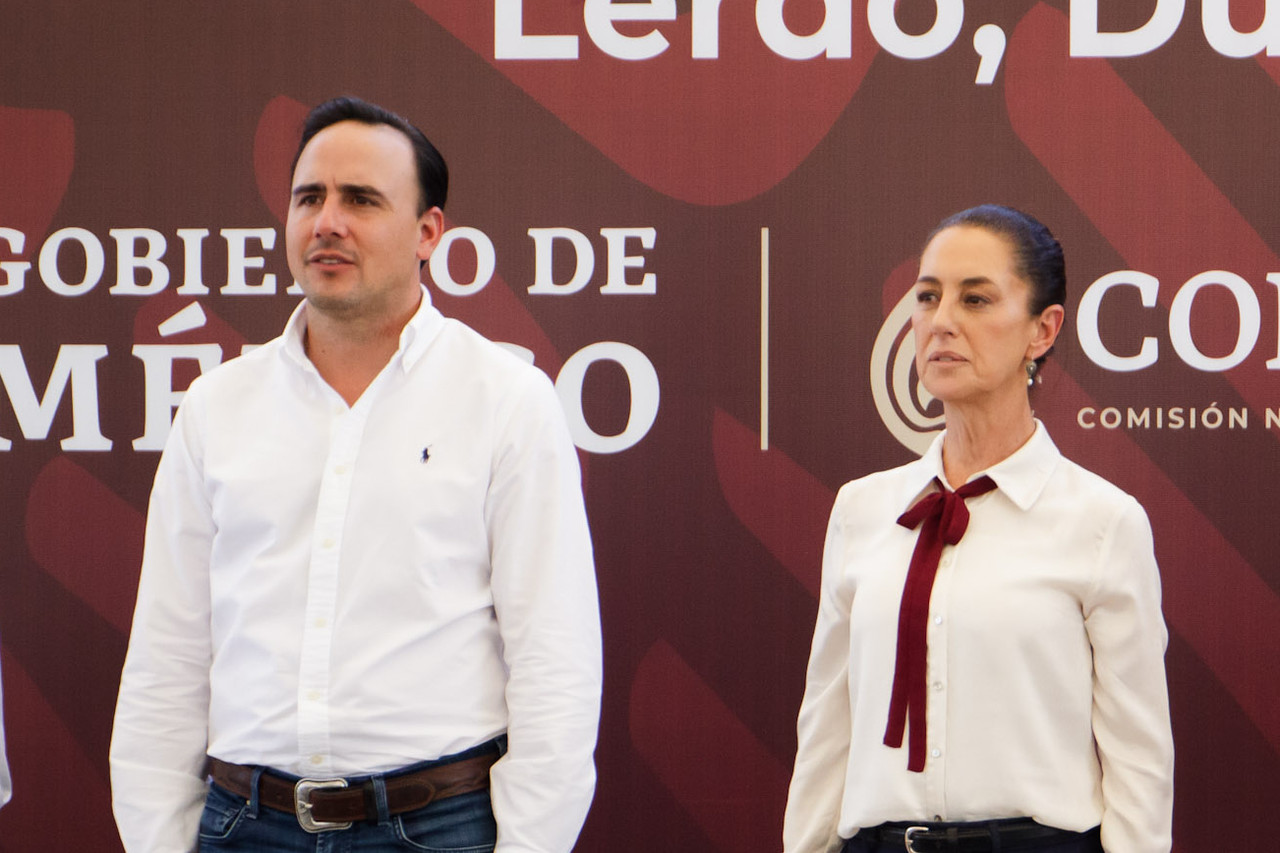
top-left (322, 538), bottom-right (335, 549)
top-left (334, 464), bottom-right (348, 476)
top-left (930, 748), bottom-right (942, 758)
top-left (310, 755), bottom-right (324, 766)
top-left (306, 690), bottom-right (321, 702)
top-left (314, 617), bottom-right (328, 629)
top-left (933, 681), bottom-right (944, 692)
top-left (933, 615), bottom-right (943, 625)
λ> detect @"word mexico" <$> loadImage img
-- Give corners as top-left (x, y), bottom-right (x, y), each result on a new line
top-left (495, 0), bottom-right (1280, 62)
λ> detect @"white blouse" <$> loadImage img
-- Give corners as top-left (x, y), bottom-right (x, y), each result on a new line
top-left (783, 423), bottom-right (1173, 853)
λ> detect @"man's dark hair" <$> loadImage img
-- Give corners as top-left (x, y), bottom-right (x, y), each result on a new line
top-left (290, 96), bottom-right (448, 215)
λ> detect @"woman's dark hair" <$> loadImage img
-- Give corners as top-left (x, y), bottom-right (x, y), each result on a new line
top-left (925, 204), bottom-right (1065, 371)
top-left (290, 96), bottom-right (448, 215)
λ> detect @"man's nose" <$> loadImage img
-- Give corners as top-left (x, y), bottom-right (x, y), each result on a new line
top-left (313, 196), bottom-right (347, 236)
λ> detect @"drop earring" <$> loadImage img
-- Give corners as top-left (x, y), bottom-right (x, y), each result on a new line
top-left (1025, 360), bottom-right (1038, 387)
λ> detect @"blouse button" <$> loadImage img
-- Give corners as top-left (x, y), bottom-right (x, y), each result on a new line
top-left (932, 615), bottom-right (943, 625)
top-left (930, 748), bottom-right (941, 758)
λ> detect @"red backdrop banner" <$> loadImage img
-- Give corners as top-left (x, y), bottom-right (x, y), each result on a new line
top-left (1, 2), bottom-right (1276, 850)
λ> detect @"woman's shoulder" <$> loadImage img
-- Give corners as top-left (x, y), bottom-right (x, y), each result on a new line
top-left (1051, 452), bottom-right (1142, 508)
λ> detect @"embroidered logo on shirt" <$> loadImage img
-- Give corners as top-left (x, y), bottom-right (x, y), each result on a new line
top-left (421, 446), bottom-right (431, 464)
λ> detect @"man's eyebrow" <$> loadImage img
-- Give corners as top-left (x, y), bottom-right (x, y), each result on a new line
top-left (291, 182), bottom-right (324, 198)
top-left (338, 183), bottom-right (389, 200)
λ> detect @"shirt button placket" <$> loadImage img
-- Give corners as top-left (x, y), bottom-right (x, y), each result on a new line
top-left (296, 403), bottom-right (365, 775)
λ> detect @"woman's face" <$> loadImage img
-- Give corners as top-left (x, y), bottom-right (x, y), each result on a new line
top-left (911, 225), bottom-right (1062, 409)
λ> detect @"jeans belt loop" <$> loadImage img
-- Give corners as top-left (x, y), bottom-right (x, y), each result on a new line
top-left (247, 766), bottom-right (265, 820)
top-left (371, 774), bottom-right (392, 825)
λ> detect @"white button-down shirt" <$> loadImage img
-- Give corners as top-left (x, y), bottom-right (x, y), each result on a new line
top-left (111, 289), bottom-right (602, 853)
top-left (784, 423), bottom-right (1173, 853)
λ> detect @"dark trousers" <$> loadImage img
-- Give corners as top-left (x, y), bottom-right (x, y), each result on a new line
top-left (842, 823), bottom-right (1103, 853)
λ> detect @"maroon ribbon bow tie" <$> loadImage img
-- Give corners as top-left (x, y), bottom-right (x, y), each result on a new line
top-left (884, 475), bottom-right (997, 772)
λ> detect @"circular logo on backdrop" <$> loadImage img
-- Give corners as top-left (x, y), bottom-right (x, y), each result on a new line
top-left (870, 288), bottom-right (943, 455)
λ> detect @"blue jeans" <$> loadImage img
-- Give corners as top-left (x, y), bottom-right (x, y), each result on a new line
top-left (198, 740), bottom-right (503, 852)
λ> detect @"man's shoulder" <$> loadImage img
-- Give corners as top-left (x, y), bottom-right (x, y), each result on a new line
top-left (433, 318), bottom-right (553, 387)
top-left (182, 335), bottom-right (288, 401)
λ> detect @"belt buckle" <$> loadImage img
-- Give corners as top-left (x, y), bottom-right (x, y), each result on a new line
top-left (294, 778), bottom-right (353, 833)
top-left (903, 825), bottom-right (931, 853)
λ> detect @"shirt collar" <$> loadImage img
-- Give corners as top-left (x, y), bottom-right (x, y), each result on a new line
top-left (900, 420), bottom-right (1062, 512)
top-left (280, 285), bottom-right (446, 373)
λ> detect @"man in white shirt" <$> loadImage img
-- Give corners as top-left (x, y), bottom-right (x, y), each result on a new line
top-left (110, 96), bottom-right (602, 853)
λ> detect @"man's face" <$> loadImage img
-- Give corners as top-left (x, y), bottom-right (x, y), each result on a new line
top-left (286, 120), bottom-right (441, 326)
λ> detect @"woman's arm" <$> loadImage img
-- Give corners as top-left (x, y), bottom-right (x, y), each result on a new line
top-left (1085, 498), bottom-right (1174, 853)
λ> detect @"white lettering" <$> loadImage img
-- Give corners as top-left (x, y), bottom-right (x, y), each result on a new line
top-left (691, 0), bottom-right (726, 58)
top-left (0, 227), bottom-right (30, 296)
top-left (756, 0), bottom-right (851, 59)
top-left (1168, 270), bottom-right (1260, 371)
top-left (39, 227), bottom-right (105, 296)
top-left (1069, 0), bottom-right (1185, 57)
top-left (176, 228), bottom-right (211, 295)
top-left (528, 227), bottom-right (595, 295)
top-left (584, 0), bottom-right (675, 60)
top-left (494, 0), bottom-right (579, 59)
top-left (109, 228), bottom-right (170, 295)
top-left (599, 227), bottom-right (656, 294)
top-left (430, 227), bottom-right (497, 296)
top-left (1077, 270), bottom-right (1159, 371)
top-left (1267, 274), bottom-right (1280, 369)
top-left (0, 344), bottom-right (111, 451)
top-left (221, 228), bottom-right (277, 294)
top-left (1203, 0), bottom-right (1280, 57)
top-left (556, 341), bottom-right (659, 453)
top-left (868, 0), bottom-right (963, 59)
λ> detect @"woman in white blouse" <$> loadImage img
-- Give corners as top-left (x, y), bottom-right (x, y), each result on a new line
top-left (783, 205), bottom-right (1173, 853)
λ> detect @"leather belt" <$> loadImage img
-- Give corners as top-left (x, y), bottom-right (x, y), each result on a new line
top-left (852, 819), bottom-right (1094, 852)
top-left (208, 749), bottom-right (498, 832)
